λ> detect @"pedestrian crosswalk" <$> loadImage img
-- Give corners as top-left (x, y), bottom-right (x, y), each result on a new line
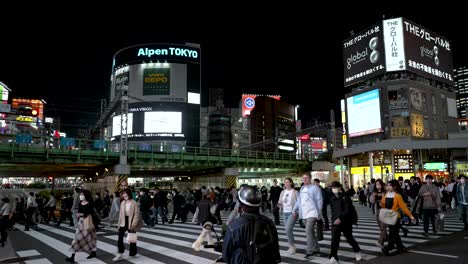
top-left (7, 205), bottom-right (466, 264)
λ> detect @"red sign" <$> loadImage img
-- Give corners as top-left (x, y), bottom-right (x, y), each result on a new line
top-left (299, 134), bottom-right (310, 141)
top-left (241, 94), bottom-right (281, 117)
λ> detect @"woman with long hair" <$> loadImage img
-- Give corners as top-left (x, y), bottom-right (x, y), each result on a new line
top-left (66, 190), bottom-right (97, 262)
top-left (381, 180), bottom-right (415, 256)
top-left (277, 177), bottom-right (299, 254)
top-left (370, 179), bottom-right (387, 247)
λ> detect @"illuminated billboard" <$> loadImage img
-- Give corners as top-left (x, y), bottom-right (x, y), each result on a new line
top-left (144, 111), bottom-right (182, 133)
top-left (346, 89), bottom-right (382, 137)
top-left (343, 23), bottom-right (386, 86)
top-left (112, 113), bottom-right (133, 137)
top-left (241, 94), bottom-right (281, 117)
top-left (12, 99), bottom-right (45, 121)
top-left (344, 18), bottom-right (454, 86)
top-left (0, 82), bottom-right (10, 101)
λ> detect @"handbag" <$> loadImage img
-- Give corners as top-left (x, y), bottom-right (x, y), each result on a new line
top-left (83, 215), bottom-right (95, 231)
top-left (127, 232), bottom-right (138, 243)
top-left (379, 208), bottom-right (398, 225)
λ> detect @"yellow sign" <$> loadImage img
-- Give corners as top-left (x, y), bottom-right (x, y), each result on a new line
top-left (391, 127), bottom-right (411, 138)
top-left (351, 166), bottom-right (392, 175)
top-left (456, 163), bottom-right (468, 172)
top-left (411, 113), bottom-right (424, 137)
top-left (16, 116), bottom-right (34, 122)
top-left (342, 135), bottom-right (347, 148)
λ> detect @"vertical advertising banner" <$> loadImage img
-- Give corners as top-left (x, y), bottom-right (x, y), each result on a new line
top-left (343, 23), bottom-right (386, 86)
top-left (143, 68), bottom-right (170, 95)
top-left (383, 17), bottom-right (406, 72)
top-left (411, 113), bottom-right (424, 137)
top-left (115, 71), bottom-right (129, 95)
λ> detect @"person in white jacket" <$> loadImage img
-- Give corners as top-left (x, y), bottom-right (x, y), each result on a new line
top-left (277, 178), bottom-right (299, 254)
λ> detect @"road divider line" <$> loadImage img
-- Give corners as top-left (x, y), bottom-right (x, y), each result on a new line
top-left (408, 250), bottom-right (459, 259)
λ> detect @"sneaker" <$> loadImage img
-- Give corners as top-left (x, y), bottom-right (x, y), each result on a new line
top-left (286, 246), bottom-right (296, 254)
top-left (422, 232), bottom-right (429, 237)
top-left (192, 242), bottom-right (200, 252)
top-left (433, 231), bottom-right (438, 236)
top-left (355, 252), bottom-right (362, 261)
top-left (329, 257), bottom-right (339, 264)
top-left (112, 254), bottom-right (123, 262)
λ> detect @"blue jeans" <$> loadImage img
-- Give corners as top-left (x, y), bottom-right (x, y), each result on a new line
top-left (151, 207), bottom-right (165, 224)
top-left (283, 212), bottom-right (297, 246)
top-left (458, 203), bottom-right (468, 225)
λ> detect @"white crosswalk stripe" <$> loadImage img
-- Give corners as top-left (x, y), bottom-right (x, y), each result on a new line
top-left (9, 205), bottom-right (466, 264)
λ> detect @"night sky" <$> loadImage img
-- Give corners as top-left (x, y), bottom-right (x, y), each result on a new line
top-left (0, 7), bottom-right (466, 136)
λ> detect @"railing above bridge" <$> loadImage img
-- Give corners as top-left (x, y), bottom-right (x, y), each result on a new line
top-left (0, 135), bottom-right (308, 169)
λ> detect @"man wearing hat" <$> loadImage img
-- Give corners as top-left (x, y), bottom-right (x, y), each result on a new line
top-left (222, 185), bottom-right (281, 264)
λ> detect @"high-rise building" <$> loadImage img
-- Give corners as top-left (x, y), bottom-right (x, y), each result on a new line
top-left (454, 66), bottom-right (468, 120)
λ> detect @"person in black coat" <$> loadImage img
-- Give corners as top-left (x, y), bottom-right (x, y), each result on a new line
top-left (314, 179), bottom-right (330, 230)
top-left (329, 181), bottom-right (362, 263)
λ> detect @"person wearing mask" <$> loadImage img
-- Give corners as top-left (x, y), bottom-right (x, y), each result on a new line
top-left (152, 187), bottom-right (167, 225)
top-left (222, 186), bottom-right (281, 264)
top-left (24, 192), bottom-right (38, 231)
top-left (314, 179), bottom-right (330, 231)
top-left (328, 181), bottom-right (362, 264)
top-left (65, 190), bottom-right (97, 263)
top-left (456, 175), bottom-right (468, 230)
top-left (418, 175), bottom-right (442, 236)
top-left (0, 198), bottom-right (13, 247)
top-left (191, 188), bottom-right (216, 251)
top-left (112, 189), bottom-right (142, 262)
top-left (370, 179), bottom-right (387, 248)
top-left (292, 173), bottom-right (323, 259)
top-left (381, 180), bottom-right (415, 256)
top-left (72, 188), bottom-right (81, 226)
top-left (277, 178), bottom-right (299, 254)
top-left (169, 189), bottom-right (186, 224)
top-left (270, 179), bottom-right (283, 225)
top-left (108, 192), bottom-right (121, 227)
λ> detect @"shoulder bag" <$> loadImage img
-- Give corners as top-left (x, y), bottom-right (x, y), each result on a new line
top-left (379, 208), bottom-right (398, 225)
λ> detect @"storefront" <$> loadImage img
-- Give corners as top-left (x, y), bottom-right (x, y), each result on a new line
top-left (454, 161), bottom-right (468, 177)
top-left (350, 166), bottom-right (393, 188)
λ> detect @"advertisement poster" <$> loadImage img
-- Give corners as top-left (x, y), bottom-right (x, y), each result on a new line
top-left (411, 113), bottom-right (424, 137)
top-left (343, 23), bottom-right (386, 86)
top-left (346, 89), bottom-right (382, 137)
top-left (143, 68), bottom-right (170, 95)
top-left (410, 88), bottom-right (427, 112)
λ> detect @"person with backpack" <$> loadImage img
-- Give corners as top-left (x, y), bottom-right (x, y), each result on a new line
top-left (328, 181), bottom-right (362, 264)
top-left (222, 185), bottom-right (281, 264)
top-left (292, 172), bottom-right (323, 259)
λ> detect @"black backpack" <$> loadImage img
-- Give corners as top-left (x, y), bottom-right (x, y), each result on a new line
top-left (243, 214), bottom-right (280, 264)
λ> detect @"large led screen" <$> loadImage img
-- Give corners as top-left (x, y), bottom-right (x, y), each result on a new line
top-left (346, 89), bottom-right (382, 138)
top-left (144, 111), bottom-right (182, 133)
top-left (112, 113), bottom-right (133, 136)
